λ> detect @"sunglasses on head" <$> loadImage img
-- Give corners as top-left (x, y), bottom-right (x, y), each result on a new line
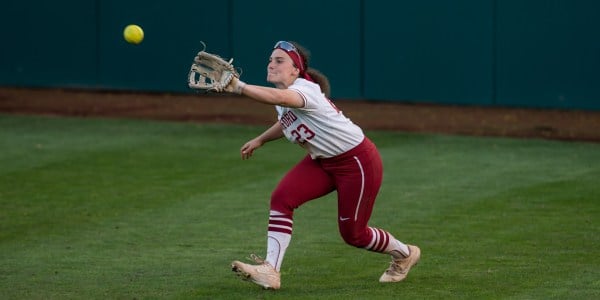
top-left (273, 41), bottom-right (304, 70)
top-left (274, 41), bottom-right (298, 53)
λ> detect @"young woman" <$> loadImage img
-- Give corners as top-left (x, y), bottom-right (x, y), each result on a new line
top-left (224, 41), bottom-right (420, 289)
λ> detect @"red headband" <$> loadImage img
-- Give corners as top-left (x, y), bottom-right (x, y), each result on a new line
top-left (285, 50), bottom-right (305, 74)
top-left (274, 41), bottom-right (314, 82)
top-left (287, 51), bottom-right (315, 82)
top-left (288, 51), bottom-right (314, 82)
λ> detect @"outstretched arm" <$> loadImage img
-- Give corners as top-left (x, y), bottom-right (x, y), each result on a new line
top-left (242, 84), bottom-right (304, 108)
top-left (240, 121), bottom-right (284, 160)
top-left (228, 78), bottom-right (304, 108)
top-left (187, 47), bottom-right (303, 108)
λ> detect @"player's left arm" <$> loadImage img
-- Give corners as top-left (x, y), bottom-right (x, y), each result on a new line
top-left (240, 122), bottom-right (284, 160)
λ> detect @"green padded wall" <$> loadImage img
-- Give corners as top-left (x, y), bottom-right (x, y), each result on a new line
top-left (495, 0), bottom-right (600, 110)
top-left (1, 0), bottom-right (598, 110)
top-left (364, 1), bottom-right (495, 105)
top-left (0, 1), bottom-right (98, 88)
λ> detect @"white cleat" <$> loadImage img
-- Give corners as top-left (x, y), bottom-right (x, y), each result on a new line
top-left (379, 244), bottom-right (421, 283)
top-left (231, 254), bottom-right (281, 290)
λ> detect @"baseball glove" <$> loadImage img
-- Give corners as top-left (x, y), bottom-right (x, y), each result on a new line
top-left (188, 43), bottom-right (240, 92)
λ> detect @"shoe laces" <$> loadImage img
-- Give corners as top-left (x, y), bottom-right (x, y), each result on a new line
top-left (387, 258), bottom-right (408, 274)
top-left (248, 254), bottom-right (265, 264)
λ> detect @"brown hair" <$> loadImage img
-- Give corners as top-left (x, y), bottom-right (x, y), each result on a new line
top-left (291, 42), bottom-right (332, 98)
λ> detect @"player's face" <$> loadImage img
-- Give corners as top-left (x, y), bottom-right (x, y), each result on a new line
top-left (267, 49), bottom-right (300, 88)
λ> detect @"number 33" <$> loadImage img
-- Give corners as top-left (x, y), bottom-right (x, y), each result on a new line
top-left (291, 124), bottom-right (315, 143)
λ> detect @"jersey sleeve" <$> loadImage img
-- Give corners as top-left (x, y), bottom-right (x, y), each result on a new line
top-left (287, 79), bottom-right (321, 111)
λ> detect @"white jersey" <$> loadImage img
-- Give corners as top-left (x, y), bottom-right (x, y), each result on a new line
top-left (276, 78), bottom-right (364, 159)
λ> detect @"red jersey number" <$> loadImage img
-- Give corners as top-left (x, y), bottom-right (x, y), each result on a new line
top-left (291, 124), bottom-right (315, 144)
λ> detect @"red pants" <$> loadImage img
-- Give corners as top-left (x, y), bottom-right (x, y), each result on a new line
top-left (270, 138), bottom-right (383, 248)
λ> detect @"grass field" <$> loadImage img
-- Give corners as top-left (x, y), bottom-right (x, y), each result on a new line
top-left (1, 114), bottom-right (599, 299)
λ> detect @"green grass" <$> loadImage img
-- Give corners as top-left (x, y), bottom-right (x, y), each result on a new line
top-left (1, 114), bottom-right (599, 299)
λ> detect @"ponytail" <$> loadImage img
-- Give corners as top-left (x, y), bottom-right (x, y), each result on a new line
top-left (306, 68), bottom-right (331, 98)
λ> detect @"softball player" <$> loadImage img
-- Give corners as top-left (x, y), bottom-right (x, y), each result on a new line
top-left (228, 41), bottom-right (420, 289)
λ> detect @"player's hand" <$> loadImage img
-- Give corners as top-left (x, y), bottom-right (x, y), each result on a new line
top-left (240, 139), bottom-right (262, 160)
top-left (224, 76), bottom-right (246, 94)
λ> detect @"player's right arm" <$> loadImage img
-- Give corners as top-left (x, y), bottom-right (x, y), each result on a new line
top-left (240, 121), bottom-right (284, 160)
top-left (239, 81), bottom-right (305, 108)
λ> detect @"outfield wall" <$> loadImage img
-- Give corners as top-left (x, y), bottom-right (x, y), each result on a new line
top-left (1, 0), bottom-right (598, 110)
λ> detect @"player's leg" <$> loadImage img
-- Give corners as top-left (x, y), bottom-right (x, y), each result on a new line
top-left (326, 138), bottom-right (386, 248)
top-left (267, 154), bottom-right (335, 270)
top-left (232, 154), bottom-right (335, 289)
top-left (324, 138), bottom-right (420, 282)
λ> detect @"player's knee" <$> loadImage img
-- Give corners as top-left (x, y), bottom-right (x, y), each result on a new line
top-left (339, 226), bottom-right (370, 248)
top-left (270, 187), bottom-right (296, 215)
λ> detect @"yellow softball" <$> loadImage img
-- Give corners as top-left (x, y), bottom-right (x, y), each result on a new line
top-left (123, 24), bottom-right (144, 45)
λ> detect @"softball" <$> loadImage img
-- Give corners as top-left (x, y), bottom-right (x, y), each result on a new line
top-left (123, 24), bottom-right (144, 45)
